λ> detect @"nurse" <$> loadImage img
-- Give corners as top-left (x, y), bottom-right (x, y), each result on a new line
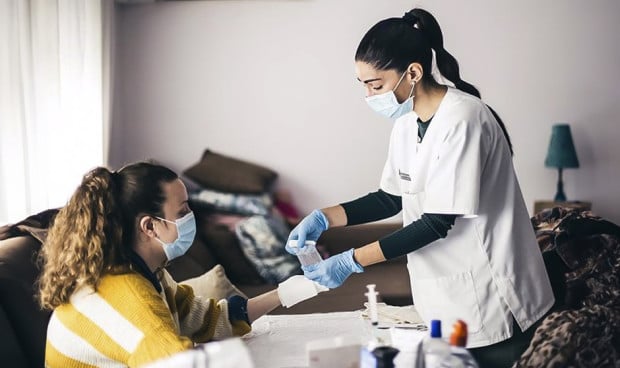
top-left (287, 8), bottom-right (555, 366)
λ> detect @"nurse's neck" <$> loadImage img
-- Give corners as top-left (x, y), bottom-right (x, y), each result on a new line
top-left (414, 84), bottom-right (447, 122)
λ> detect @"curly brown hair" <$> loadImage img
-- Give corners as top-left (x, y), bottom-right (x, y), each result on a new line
top-left (38, 162), bottom-right (177, 309)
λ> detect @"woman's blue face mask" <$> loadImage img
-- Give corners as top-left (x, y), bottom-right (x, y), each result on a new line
top-left (154, 211), bottom-right (196, 261)
top-left (365, 70), bottom-right (415, 120)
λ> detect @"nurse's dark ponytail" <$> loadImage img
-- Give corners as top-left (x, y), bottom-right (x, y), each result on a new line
top-left (406, 9), bottom-right (513, 155)
top-left (356, 8), bottom-right (513, 155)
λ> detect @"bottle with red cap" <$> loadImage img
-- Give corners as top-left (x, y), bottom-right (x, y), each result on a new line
top-left (449, 320), bottom-right (468, 347)
top-left (437, 320), bottom-right (479, 368)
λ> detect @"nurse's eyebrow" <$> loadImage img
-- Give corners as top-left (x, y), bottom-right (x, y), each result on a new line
top-left (357, 77), bottom-right (382, 84)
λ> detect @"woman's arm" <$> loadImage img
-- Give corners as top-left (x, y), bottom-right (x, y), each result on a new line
top-left (247, 289), bottom-right (281, 323)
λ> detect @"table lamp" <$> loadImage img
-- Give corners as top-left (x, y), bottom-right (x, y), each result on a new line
top-left (545, 123), bottom-right (579, 202)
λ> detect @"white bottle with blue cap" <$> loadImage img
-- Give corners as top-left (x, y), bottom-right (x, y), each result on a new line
top-left (422, 320), bottom-right (451, 368)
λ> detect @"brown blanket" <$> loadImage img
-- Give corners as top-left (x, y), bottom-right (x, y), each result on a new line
top-left (515, 207), bottom-right (620, 367)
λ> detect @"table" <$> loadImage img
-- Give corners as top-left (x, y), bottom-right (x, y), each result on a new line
top-left (243, 311), bottom-right (426, 368)
top-left (533, 200), bottom-right (591, 214)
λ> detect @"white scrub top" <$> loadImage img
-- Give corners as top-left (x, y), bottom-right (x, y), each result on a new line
top-left (380, 87), bottom-right (554, 348)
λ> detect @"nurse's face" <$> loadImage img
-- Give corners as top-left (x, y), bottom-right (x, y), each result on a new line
top-left (355, 61), bottom-right (418, 103)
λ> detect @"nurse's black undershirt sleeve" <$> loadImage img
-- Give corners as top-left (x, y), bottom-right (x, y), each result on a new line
top-left (340, 190), bottom-right (402, 226)
top-left (339, 190), bottom-right (457, 260)
top-left (379, 213), bottom-right (457, 260)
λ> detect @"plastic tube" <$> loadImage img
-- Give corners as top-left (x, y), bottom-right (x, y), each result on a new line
top-left (365, 284), bottom-right (379, 326)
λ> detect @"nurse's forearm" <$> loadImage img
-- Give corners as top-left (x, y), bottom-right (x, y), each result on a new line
top-left (320, 205), bottom-right (348, 228)
top-left (353, 241), bottom-right (386, 267)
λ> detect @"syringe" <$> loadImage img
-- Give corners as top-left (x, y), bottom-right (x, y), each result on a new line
top-left (365, 284), bottom-right (379, 326)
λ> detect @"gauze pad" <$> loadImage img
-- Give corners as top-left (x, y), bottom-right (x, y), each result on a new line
top-left (277, 275), bottom-right (328, 308)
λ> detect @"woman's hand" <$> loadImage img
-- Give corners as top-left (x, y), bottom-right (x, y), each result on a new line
top-left (302, 249), bottom-right (363, 289)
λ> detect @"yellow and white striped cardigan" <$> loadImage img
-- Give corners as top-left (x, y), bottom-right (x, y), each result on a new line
top-left (45, 269), bottom-right (251, 368)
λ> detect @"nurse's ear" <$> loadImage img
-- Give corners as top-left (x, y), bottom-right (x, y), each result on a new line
top-left (406, 62), bottom-right (423, 84)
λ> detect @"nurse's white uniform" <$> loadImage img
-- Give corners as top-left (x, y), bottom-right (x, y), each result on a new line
top-left (380, 87), bottom-right (554, 348)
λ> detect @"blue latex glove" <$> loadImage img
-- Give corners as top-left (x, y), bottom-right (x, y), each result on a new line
top-left (302, 248), bottom-right (363, 289)
top-left (285, 209), bottom-right (329, 255)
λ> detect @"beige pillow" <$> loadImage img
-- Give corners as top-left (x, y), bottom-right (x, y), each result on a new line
top-left (181, 264), bottom-right (247, 300)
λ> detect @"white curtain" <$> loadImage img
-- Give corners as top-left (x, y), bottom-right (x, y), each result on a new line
top-left (0, 0), bottom-right (106, 225)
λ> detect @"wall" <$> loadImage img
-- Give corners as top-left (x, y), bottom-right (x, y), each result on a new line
top-left (112, 0), bottom-right (620, 223)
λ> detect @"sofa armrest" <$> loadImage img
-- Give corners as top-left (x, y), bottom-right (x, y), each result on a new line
top-left (318, 222), bottom-right (403, 261)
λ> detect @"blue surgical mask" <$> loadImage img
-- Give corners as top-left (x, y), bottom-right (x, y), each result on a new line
top-left (365, 70), bottom-right (415, 119)
top-left (155, 212), bottom-right (196, 261)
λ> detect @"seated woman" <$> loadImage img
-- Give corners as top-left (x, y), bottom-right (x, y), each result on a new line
top-left (38, 162), bottom-right (283, 367)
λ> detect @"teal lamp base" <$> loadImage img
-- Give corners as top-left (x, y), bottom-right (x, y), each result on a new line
top-left (554, 168), bottom-right (567, 202)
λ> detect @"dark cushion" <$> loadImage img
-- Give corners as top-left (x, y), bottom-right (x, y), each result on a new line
top-left (0, 236), bottom-right (51, 368)
top-left (196, 215), bottom-right (264, 285)
top-left (184, 149), bottom-right (278, 194)
top-left (0, 304), bottom-right (29, 367)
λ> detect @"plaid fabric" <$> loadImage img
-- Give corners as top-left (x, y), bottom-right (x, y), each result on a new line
top-left (235, 214), bottom-right (301, 284)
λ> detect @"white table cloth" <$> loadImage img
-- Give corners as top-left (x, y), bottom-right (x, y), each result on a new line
top-left (244, 311), bottom-right (426, 368)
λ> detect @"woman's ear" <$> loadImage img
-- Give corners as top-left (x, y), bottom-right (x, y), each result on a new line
top-left (139, 216), bottom-right (156, 239)
top-left (407, 62), bottom-right (423, 84)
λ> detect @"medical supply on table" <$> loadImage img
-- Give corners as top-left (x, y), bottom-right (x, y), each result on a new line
top-left (306, 336), bottom-right (361, 368)
top-left (286, 240), bottom-right (322, 266)
top-left (143, 338), bottom-right (253, 368)
top-left (362, 302), bottom-right (426, 326)
top-left (438, 347), bottom-right (479, 368)
top-left (436, 320), bottom-right (479, 368)
top-left (449, 320), bottom-right (468, 347)
top-left (422, 320), bottom-right (452, 368)
top-left (277, 275), bottom-right (328, 308)
top-left (366, 284), bottom-right (379, 326)
top-left (372, 346), bottom-right (399, 368)
top-left (360, 284), bottom-right (387, 368)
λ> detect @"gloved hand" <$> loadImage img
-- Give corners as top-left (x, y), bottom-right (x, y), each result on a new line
top-left (302, 248), bottom-right (363, 289)
top-left (285, 209), bottom-right (329, 255)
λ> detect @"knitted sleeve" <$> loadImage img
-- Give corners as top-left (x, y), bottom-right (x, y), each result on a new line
top-left (160, 270), bottom-right (251, 343)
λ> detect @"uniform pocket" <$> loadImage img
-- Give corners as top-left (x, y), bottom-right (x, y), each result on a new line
top-left (412, 271), bottom-right (483, 334)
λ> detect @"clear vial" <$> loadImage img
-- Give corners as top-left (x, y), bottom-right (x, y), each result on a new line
top-left (287, 240), bottom-right (322, 266)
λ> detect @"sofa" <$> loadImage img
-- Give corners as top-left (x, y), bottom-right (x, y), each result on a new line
top-left (0, 209), bottom-right (407, 368)
top-left (4, 205), bottom-right (620, 367)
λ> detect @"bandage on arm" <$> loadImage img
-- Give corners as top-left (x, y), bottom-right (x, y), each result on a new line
top-left (277, 275), bottom-right (328, 308)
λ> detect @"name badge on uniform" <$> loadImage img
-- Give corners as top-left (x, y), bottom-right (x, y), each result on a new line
top-left (399, 169), bottom-right (411, 181)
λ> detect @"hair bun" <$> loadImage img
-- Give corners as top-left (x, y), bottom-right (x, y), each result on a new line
top-left (402, 11), bottom-right (419, 28)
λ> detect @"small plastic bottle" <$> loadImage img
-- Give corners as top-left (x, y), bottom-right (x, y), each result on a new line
top-left (286, 240), bottom-right (322, 266)
top-left (372, 346), bottom-right (399, 368)
top-left (449, 320), bottom-right (468, 347)
top-left (438, 320), bottom-right (479, 368)
top-left (422, 320), bottom-right (451, 368)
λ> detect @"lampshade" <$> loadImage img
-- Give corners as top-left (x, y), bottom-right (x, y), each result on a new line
top-left (545, 124), bottom-right (579, 169)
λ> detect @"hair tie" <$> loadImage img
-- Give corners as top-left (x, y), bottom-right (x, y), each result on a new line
top-left (109, 170), bottom-right (122, 187)
top-left (402, 12), bottom-right (419, 28)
